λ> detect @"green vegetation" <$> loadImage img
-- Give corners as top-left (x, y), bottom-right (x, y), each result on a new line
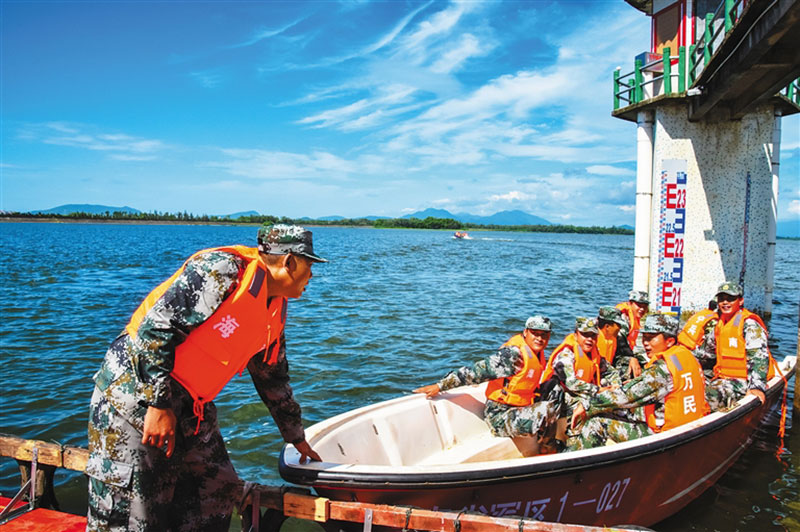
top-left (0, 210), bottom-right (633, 235)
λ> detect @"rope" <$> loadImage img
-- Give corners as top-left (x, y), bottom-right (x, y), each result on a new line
top-left (453, 510), bottom-right (466, 532)
top-left (402, 507), bottom-right (412, 532)
top-left (239, 481), bottom-right (255, 510)
top-left (770, 360), bottom-right (790, 461)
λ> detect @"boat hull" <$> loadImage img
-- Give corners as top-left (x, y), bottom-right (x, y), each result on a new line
top-left (281, 357), bottom-right (794, 528)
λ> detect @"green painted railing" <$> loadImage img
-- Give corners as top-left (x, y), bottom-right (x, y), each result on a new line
top-left (613, 0), bottom-right (799, 111)
top-left (784, 78), bottom-right (800, 105)
top-left (613, 48), bottom-right (684, 109)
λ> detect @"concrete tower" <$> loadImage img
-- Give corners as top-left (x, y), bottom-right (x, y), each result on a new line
top-left (614, 0), bottom-right (800, 317)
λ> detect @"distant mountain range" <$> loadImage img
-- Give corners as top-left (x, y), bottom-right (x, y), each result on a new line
top-left (402, 208), bottom-right (552, 226)
top-left (21, 204), bottom-right (799, 236)
top-left (222, 210), bottom-right (260, 219)
top-left (31, 204), bottom-right (142, 215)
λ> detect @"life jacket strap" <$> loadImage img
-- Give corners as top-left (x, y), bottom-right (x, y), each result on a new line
top-left (192, 399), bottom-right (206, 435)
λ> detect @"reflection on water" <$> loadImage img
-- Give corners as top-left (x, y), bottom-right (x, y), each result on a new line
top-left (0, 223), bottom-right (797, 531)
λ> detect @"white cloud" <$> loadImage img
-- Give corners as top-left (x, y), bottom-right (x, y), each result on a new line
top-left (204, 148), bottom-right (388, 181)
top-left (190, 70), bottom-right (225, 89)
top-left (430, 33), bottom-right (489, 74)
top-left (587, 164), bottom-right (634, 176)
top-left (619, 205), bottom-right (635, 212)
top-left (788, 200), bottom-right (800, 215)
top-left (24, 123), bottom-right (166, 159)
top-left (489, 190), bottom-right (535, 202)
top-left (229, 17), bottom-right (307, 49)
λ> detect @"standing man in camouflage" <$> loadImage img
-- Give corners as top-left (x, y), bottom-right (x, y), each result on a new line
top-left (701, 282), bottom-right (773, 410)
top-left (414, 316), bottom-right (566, 452)
top-left (568, 314), bottom-right (708, 450)
top-left (86, 224), bottom-right (326, 532)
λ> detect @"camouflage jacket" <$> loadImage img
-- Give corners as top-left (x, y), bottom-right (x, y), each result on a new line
top-left (692, 316), bottom-right (719, 377)
top-left (583, 358), bottom-right (674, 424)
top-left (93, 250), bottom-right (305, 443)
top-left (618, 313), bottom-right (649, 364)
top-left (700, 315), bottom-right (770, 393)
top-left (549, 344), bottom-right (621, 401)
top-left (437, 340), bottom-right (541, 392)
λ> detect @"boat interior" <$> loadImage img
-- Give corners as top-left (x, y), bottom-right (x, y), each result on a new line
top-left (308, 383), bottom-right (539, 467)
top-left (294, 356), bottom-right (796, 470)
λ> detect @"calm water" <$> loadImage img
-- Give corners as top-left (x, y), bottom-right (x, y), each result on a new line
top-left (0, 222), bottom-right (798, 531)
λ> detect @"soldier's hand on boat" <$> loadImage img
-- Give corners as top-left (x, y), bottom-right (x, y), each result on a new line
top-left (295, 440), bottom-right (322, 463)
top-left (413, 384), bottom-right (441, 398)
top-left (745, 389), bottom-right (765, 404)
top-left (142, 406), bottom-right (177, 457)
top-left (571, 404), bottom-right (587, 431)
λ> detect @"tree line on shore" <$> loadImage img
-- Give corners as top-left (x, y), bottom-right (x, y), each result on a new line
top-left (1, 210), bottom-right (634, 235)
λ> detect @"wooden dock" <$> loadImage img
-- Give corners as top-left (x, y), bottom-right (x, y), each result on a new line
top-left (0, 434), bottom-right (634, 532)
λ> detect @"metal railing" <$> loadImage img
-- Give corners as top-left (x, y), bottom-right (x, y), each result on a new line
top-left (783, 78), bottom-right (800, 105)
top-left (689, 0), bottom-right (748, 83)
top-left (614, 47), bottom-right (686, 109)
top-left (610, 0), bottom-right (800, 111)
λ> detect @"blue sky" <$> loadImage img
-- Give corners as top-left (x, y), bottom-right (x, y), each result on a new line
top-left (2, 0), bottom-right (798, 226)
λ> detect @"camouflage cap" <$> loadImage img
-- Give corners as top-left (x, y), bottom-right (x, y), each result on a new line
top-left (715, 281), bottom-right (743, 297)
top-left (575, 317), bottom-right (599, 334)
top-left (597, 306), bottom-right (627, 328)
top-left (628, 290), bottom-right (650, 304)
top-left (640, 313), bottom-right (679, 337)
top-left (257, 224), bottom-right (328, 263)
top-left (525, 315), bottom-right (552, 332)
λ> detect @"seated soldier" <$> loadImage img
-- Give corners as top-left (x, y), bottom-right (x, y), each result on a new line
top-left (701, 282), bottom-right (774, 410)
top-left (542, 317), bottom-right (621, 403)
top-left (678, 299), bottom-right (719, 379)
top-left (596, 306), bottom-right (641, 379)
top-left (616, 290), bottom-right (650, 351)
top-left (414, 316), bottom-right (565, 452)
top-left (567, 314), bottom-right (709, 450)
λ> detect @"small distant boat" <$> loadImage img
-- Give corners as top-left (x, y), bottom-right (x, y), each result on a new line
top-left (453, 231), bottom-right (472, 239)
top-left (280, 355), bottom-right (796, 529)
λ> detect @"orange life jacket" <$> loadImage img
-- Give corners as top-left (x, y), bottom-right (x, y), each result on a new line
top-left (644, 345), bottom-right (709, 432)
top-left (125, 246), bottom-right (287, 421)
top-left (596, 328), bottom-right (618, 364)
top-left (713, 309), bottom-right (774, 380)
top-left (616, 302), bottom-right (641, 349)
top-left (485, 335), bottom-right (545, 407)
top-left (677, 309), bottom-right (717, 350)
top-left (541, 333), bottom-right (600, 385)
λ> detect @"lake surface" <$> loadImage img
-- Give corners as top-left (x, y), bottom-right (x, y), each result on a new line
top-left (1, 222), bottom-right (797, 531)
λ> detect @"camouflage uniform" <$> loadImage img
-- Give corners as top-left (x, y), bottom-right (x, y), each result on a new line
top-left (597, 306), bottom-right (638, 377)
top-left (616, 290), bottom-right (650, 365)
top-left (567, 314), bottom-right (684, 451)
top-left (693, 282), bottom-right (771, 412)
top-left (548, 318), bottom-right (621, 405)
top-left (437, 317), bottom-right (564, 440)
top-left (702, 320), bottom-right (770, 411)
top-left (688, 314), bottom-right (719, 379)
top-left (87, 225), bottom-right (325, 532)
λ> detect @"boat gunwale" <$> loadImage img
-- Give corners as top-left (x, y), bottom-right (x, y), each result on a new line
top-left (280, 356), bottom-right (795, 489)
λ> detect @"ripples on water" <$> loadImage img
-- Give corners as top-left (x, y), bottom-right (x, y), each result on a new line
top-left (0, 222), bottom-right (797, 531)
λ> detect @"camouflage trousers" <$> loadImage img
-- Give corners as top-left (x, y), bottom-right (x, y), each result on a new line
top-left (566, 414), bottom-right (653, 451)
top-left (483, 386), bottom-right (565, 440)
top-left (705, 377), bottom-right (748, 412)
top-left (86, 386), bottom-right (240, 531)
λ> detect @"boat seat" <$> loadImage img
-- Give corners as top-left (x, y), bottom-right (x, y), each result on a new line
top-left (415, 433), bottom-right (529, 465)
